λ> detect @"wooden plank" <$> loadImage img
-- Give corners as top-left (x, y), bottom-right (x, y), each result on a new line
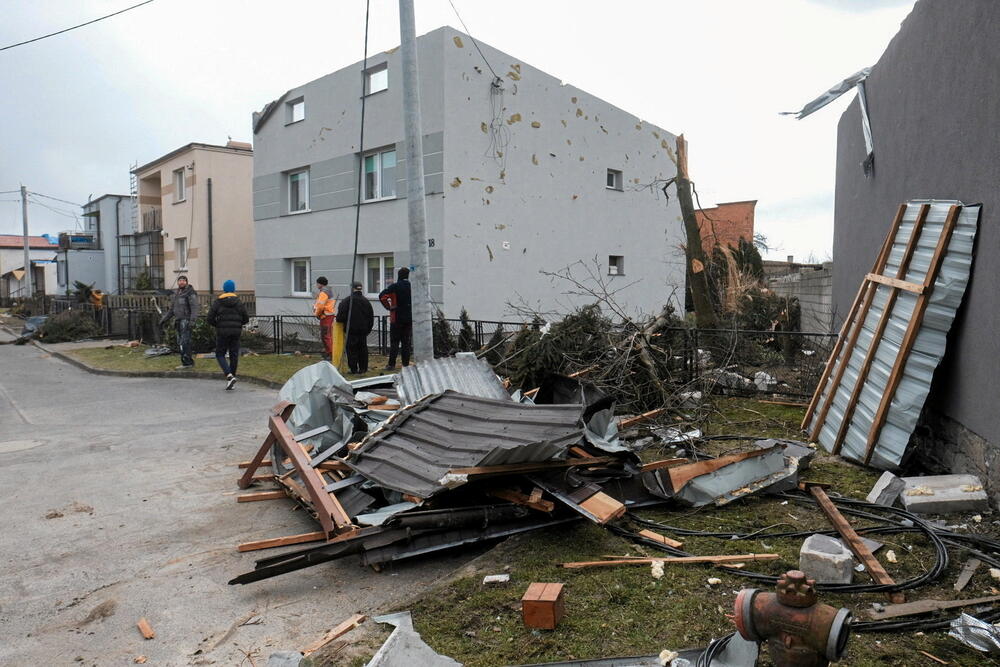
top-left (137, 617), bottom-right (155, 639)
top-left (449, 457), bottom-right (615, 476)
top-left (560, 553), bottom-right (779, 569)
top-left (830, 204), bottom-right (929, 454)
top-left (579, 492), bottom-right (626, 524)
top-left (806, 484), bottom-right (904, 603)
top-left (759, 400), bottom-right (808, 408)
top-left (667, 448), bottom-right (771, 492)
top-left (618, 407), bottom-right (668, 430)
top-left (864, 204), bottom-right (963, 464)
top-left (638, 529), bottom-right (683, 549)
top-left (802, 203), bottom-right (907, 432)
top-left (238, 531), bottom-right (326, 553)
top-left (236, 490), bottom-right (287, 503)
top-left (918, 650), bottom-right (948, 665)
top-left (237, 401), bottom-right (295, 489)
top-left (865, 594), bottom-right (1000, 621)
top-left (301, 613), bottom-right (367, 656)
top-left (316, 460), bottom-right (352, 472)
top-left (487, 488), bottom-right (555, 513)
top-left (954, 558), bottom-right (981, 592)
top-left (640, 458), bottom-right (689, 472)
top-left (238, 459), bottom-right (272, 469)
top-left (865, 272), bottom-right (925, 294)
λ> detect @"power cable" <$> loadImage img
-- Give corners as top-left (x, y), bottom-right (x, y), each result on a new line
top-left (28, 191), bottom-right (84, 207)
top-left (0, 190), bottom-right (21, 195)
top-left (446, 0), bottom-right (499, 80)
top-left (1, 0), bottom-right (156, 52)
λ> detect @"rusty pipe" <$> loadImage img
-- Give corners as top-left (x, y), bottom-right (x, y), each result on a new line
top-left (734, 570), bottom-right (852, 667)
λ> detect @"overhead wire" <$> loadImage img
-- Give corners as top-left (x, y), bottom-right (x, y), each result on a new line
top-left (1, 0), bottom-right (156, 52)
top-left (28, 191), bottom-right (84, 207)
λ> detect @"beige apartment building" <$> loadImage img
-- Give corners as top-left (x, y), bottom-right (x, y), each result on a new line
top-left (129, 141), bottom-right (254, 293)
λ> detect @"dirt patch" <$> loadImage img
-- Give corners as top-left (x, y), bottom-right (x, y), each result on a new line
top-left (78, 600), bottom-right (117, 627)
top-left (44, 510), bottom-right (64, 519)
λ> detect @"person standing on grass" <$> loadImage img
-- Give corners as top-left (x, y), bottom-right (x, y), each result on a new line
top-left (378, 267), bottom-right (412, 370)
top-left (160, 275), bottom-right (199, 370)
top-left (313, 276), bottom-right (336, 360)
top-left (337, 281), bottom-right (375, 375)
top-left (207, 279), bottom-right (249, 390)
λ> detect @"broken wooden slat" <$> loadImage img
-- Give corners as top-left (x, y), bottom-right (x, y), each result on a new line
top-left (640, 458), bottom-right (689, 472)
top-left (580, 492), bottom-right (626, 523)
top-left (137, 617), bottom-right (155, 639)
top-left (804, 483), bottom-right (904, 603)
top-left (954, 558), bottom-right (982, 592)
top-left (236, 490), bottom-right (287, 503)
top-left (449, 457), bottom-right (615, 476)
top-left (864, 205), bottom-right (963, 464)
top-left (864, 272), bottom-right (925, 294)
top-left (238, 459), bottom-right (272, 469)
top-left (237, 531), bottom-right (327, 553)
top-left (618, 407), bottom-right (668, 430)
top-left (865, 594), bottom-right (1000, 621)
top-left (237, 401), bottom-right (295, 488)
top-left (638, 529), bottom-right (684, 549)
top-left (561, 553), bottom-right (779, 569)
top-left (529, 476), bottom-right (625, 524)
top-left (487, 488), bottom-right (555, 513)
top-left (918, 650), bottom-right (948, 665)
top-left (667, 448), bottom-right (771, 493)
top-left (316, 460), bottom-right (352, 472)
top-left (301, 613), bottom-right (367, 656)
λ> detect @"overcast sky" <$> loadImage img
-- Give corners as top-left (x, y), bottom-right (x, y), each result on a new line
top-left (0, 0), bottom-right (916, 261)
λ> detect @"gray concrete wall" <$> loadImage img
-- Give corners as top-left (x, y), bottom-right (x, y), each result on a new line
top-left (769, 262), bottom-right (834, 333)
top-left (57, 249), bottom-right (105, 293)
top-left (439, 27), bottom-right (686, 321)
top-left (833, 1), bottom-right (1000, 470)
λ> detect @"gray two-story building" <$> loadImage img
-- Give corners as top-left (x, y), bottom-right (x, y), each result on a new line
top-left (252, 26), bottom-right (685, 321)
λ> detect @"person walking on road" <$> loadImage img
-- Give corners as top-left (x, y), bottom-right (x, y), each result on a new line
top-left (378, 267), bottom-right (412, 370)
top-left (337, 281), bottom-right (375, 374)
top-left (313, 276), bottom-right (336, 360)
top-left (207, 280), bottom-right (249, 390)
top-left (160, 275), bottom-right (199, 370)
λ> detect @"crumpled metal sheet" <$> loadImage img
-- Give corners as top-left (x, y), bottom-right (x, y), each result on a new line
top-left (277, 362), bottom-right (356, 455)
top-left (948, 613), bottom-right (1000, 654)
top-left (673, 445), bottom-right (799, 507)
top-left (347, 390), bottom-right (584, 498)
top-left (395, 353), bottom-right (510, 405)
top-left (584, 407), bottom-right (626, 453)
top-left (367, 611), bottom-right (462, 667)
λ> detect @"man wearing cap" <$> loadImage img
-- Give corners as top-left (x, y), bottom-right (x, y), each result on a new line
top-left (313, 276), bottom-right (336, 360)
top-left (336, 280), bottom-right (375, 374)
top-left (160, 275), bottom-right (199, 369)
top-left (207, 279), bottom-right (249, 390)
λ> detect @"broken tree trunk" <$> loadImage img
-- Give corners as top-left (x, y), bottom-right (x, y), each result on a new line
top-left (673, 135), bottom-right (718, 330)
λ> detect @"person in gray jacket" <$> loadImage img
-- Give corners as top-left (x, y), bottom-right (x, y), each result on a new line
top-left (160, 275), bottom-right (200, 369)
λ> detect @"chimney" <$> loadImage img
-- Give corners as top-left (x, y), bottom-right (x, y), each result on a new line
top-left (787, 255), bottom-right (794, 264)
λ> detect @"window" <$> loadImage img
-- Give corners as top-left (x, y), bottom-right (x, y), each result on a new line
top-left (286, 97), bottom-right (305, 124)
top-left (175, 238), bottom-right (188, 270)
top-left (288, 169), bottom-right (309, 213)
top-left (291, 258), bottom-right (311, 296)
top-left (173, 168), bottom-right (186, 202)
top-left (608, 255), bottom-right (624, 276)
top-left (365, 254), bottom-right (394, 295)
top-left (363, 149), bottom-right (396, 201)
top-left (365, 64), bottom-right (388, 95)
top-left (606, 168), bottom-right (623, 191)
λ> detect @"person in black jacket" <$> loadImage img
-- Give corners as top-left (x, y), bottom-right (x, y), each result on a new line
top-left (207, 279), bottom-right (249, 390)
top-left (378, 267), bottom-right (412, 370)
top-left (337, 281), bottom-right (375, 374)
top-left (160, 275), bottom-right (200, 369)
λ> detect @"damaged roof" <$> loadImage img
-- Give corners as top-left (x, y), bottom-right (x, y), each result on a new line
top-left (394, 353), bottom-right (510, 405)
top-left (346, 390), bottom-right (585, 498)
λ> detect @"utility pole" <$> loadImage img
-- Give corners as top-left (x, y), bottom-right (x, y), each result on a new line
top-left (398, 0), bottom-right (434, 362)
top-left (20, 185), bottom-right (33, 298)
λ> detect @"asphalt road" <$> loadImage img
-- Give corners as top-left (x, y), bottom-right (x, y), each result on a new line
top-left (0, 332), bottom-right (466, 665)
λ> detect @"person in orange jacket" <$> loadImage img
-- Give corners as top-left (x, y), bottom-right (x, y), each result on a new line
top-left (313, 276), bottom-right (336, 359)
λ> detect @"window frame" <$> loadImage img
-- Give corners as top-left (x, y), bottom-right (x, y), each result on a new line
top-left (173, 168), bottom-right (186, 203)
top-left (606, 168), bottom-right (623, 191)
top-left (175, 237), bottom-right (189, 271)
top-left (364, 254), bottom-right (395, 297)
top-left (362, 148), bottom-right (397, 202)
top-left (290, 258), bottom-right (311, 296)
top-left (364, 64), bottom-right (389, 95)
top-left (286, 97), bottom-right (305, 124)
top-left (608, 255), bottom-right (625, 276)
top-left (287, 168), bottom-right (310, 214)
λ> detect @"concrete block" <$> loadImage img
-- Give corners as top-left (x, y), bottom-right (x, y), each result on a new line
top-left (799, 534), bottom-right (855, 584)
top-left (267, 651), bottom-right (306, 667)
top-left (867, 471), bottom-right (905, 507)
top-left (899, 474), bottom-right (990, 515)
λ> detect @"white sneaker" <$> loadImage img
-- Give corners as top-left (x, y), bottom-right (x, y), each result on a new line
top-left (226, 374), bottom-right (237, 390)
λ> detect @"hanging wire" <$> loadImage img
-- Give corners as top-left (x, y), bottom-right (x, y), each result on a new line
top-left (1, 0), bottom-right (156, 52)
top-left (446, 0), bottom-right (500, 80)
top-left (28, 191), bottom-right (84, 207)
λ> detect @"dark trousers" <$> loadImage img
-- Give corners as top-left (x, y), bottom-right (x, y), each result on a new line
top-left (389, 322), bottom-right (412, 368)
top-left (215, 332), bottom-right (241, 376)
top-left (345, 331), bottom-right (369, 373)
top-left (176, 318), bottom-right (194, 367)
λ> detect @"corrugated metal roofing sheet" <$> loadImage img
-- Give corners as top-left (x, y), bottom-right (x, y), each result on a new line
top-left (395, 353), bottom-right (510, 405)
top-left (346, 390), bottom-right (584, 497)
top-left (813, 200), bottom-right (980, 468)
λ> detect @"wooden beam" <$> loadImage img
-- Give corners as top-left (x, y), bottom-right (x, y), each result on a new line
top-left (137, 617), bottom-right (155, 639)
top-left (579, 492), bottom-right (626, 524)
top-left (864, 204), bottom-right (963, 464)
top-left (638, 529), bottom-right (683, 549)
top-left (829, 204), bottom-right (929, 454)
top-left (449, 457), bottom-right (615, 476)
top-left (667, 448), bottom-right (771, 493)
top-left (640, 458), bottom-right (689, 472)
top-left (237, 401), bottom-right (295, 489)
top-left (802, 204), bottom-right (907, 434)
top-left (865, 272), bottom-right (925, 294)
top-left (238, 459), bottom-right (272, 469)
top-left (487, 488), bottom-right (555, 513)
top-left (237, 531), bottom-right (326, 553)
top-left (316, 460), bottom-right (352, 472)
top-left (561, 553), bottom-right (779, 569)
top-left (805, 484), bottom-right (903, 603)
top-left (236, 490), bottom-right (287, 503)
top-left (301, 613), bottom-right (367, 656)
top-left (865, 594), bottom-right (1000, 621)
top-left (618, 408), bottom-right (668, 430)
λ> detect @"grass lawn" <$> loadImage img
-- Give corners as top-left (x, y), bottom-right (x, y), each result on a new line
top-left (344, 397), bottom-right (996, 667)
top-left (64, 344), bottom-right (393, 385)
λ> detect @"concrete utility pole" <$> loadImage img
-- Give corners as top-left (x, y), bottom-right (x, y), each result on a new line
top-left (20, 185), bottom-right (33, 297)
top-left (398, 0), bottom-right (434, 362)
